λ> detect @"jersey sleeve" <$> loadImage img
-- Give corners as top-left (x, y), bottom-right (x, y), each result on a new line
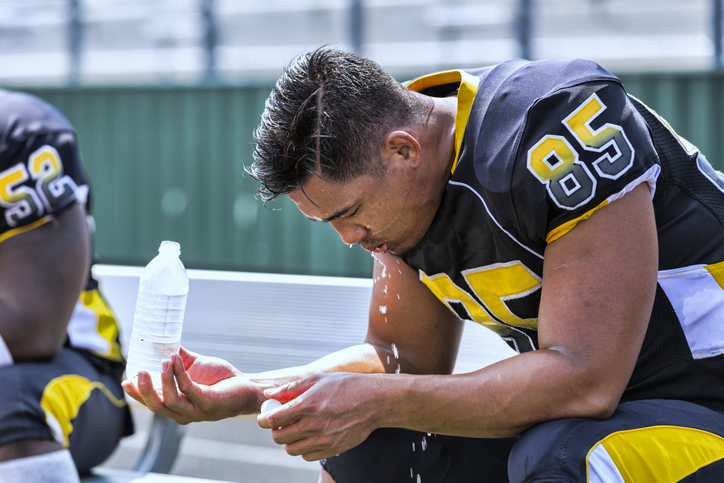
top-left (0, 90), bottom-right (89, 242)
top-left (510, 80), bottom-right (660, 246)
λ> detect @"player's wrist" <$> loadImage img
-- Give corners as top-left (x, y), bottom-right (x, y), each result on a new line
top-left (365, 373), bottom-right (417, 429)
top-left (235, 373), bottom-right (269, 414)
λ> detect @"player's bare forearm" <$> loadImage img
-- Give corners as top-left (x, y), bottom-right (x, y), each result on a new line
top-left (0, 204), bottom-right (89, 359)
top-left (358, 184), bottom-right (659, 438)
top-left (260, 184), bottom-right (658, 453)
top-left (249, 251), bottom-right (464, 395)
top-left (124, 343), bottom-right (389, 424)
top-left (246, 342), bottom-right (388, 396)
top-left (369, 348), bottom-right (617, 439)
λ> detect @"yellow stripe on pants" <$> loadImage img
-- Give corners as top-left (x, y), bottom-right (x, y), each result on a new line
top-left (40, 374), bottom-right (126, 447)
top-left (588, 425), bottom-right (724, 482)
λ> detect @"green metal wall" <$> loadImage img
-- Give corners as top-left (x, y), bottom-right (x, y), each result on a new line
top-left (23, 85), bottom-right (375, 278)
top-left (19, 70), bottom-right (724, 277)
top-left (618, 71), bottom-right (724, 172)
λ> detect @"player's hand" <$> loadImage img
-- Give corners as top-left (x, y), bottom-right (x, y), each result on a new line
top-left (122, 346), bottom-right (264, 424)
top-left (257, 372), bottom-right (382, 461)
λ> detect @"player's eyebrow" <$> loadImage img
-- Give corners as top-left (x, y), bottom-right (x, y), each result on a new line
top-left (319, 204), bottom-right (356, 223)
top-left (304, 204), bottom-right (356, 223)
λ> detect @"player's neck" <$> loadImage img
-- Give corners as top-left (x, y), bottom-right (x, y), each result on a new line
top-left (409, 96), bottom-right (457, 224)
top-left (424, 96), bottom-right (458, 181)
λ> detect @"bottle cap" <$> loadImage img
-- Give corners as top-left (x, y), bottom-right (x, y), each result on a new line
top-left (159, 240), bottom-right (181, 256)
top-left (261, 399), bottom-right (282, 413)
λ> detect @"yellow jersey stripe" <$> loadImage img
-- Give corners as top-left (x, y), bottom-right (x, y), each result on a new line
top-left (705, 260), bottom-right (724, 291)
top-left (546, 199), bottom-right (608, 244)
top-left (0, 215), bottom-right (53, 244)
top-left (406, 70), bottom-right (480, 174)
top-left (78, 288), bottom-right (124, 362)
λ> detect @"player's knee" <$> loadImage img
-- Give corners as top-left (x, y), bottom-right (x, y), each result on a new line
top-left (0, 439), bottom-right (64, 462)
top-left (0, 448), bottom-right (79, 483)
top-left (508, 418), bottom-right (583, 482)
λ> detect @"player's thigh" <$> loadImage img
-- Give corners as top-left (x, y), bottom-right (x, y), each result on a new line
top-left (509, 399), bottom-right (724, 483)
top-left (321, 427), bottom-right (516, 483)
top-left (0, 347), bottom-right (132, 473)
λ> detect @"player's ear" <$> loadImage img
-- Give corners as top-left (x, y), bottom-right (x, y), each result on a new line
top-left (382, 131), bottom-right (421, 168)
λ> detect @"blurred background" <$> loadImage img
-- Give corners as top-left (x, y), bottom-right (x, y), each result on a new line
top-left (2, 0), bottom-right (724, 279)
top-left (3, 2), bottom-right (724, 482)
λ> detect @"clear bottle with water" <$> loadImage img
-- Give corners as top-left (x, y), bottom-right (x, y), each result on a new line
top-left (125, 240), bottom-right (189, 390)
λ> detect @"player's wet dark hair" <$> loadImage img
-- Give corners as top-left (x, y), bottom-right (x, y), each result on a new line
top-left (248, 47), bottom-right (424, 202)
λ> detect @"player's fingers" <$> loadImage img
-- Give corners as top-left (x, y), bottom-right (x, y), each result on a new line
top-left (135, 371), bottom-right (163, 404)
top-left (155, 356), bottom-right (202, 417)
top-left (121, 380), bottom-right (146, 406)
top-left (284, 437), bottom-right (334, 461)
top-left (258, 399), bottom-right (303, 431)
top-left (135, 371), bottom-right (189, 423)
top-left (178, 346), bottom-right (197, 370)
top-left (264, 375), bottom-right (316, 402)
top-left (171, 352), bottom-right (207, 407)
top-left (300, 449), bottom-right (331, 462)
top-left (159, 358), bottom-right (184, 405)
top-left (282, 430), bottom-right (347, 461)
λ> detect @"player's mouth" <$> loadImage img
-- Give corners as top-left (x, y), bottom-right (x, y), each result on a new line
top-left (371, 243), bottom-right (389, 254)
top-left (359, 239), bottom-right (389, 254)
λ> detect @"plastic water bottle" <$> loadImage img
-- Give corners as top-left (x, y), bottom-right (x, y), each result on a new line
top-left (125, 241), bottom-right (189, 390)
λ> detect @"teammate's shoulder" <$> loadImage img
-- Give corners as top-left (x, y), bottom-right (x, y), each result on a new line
top-left (0, 89), bottom-right (74, 135)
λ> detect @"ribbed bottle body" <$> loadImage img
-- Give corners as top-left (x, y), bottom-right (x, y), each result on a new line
top-left (125, 241), bottom-right (188, 390)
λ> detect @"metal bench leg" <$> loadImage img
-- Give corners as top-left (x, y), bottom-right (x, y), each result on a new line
top-left (132, 414), bottom-right (185, 474)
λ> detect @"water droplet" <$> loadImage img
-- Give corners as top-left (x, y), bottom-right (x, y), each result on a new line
top-left (391, 343), bottom-right (398, 359)
top-left (396, 364), bottom-right (401, 374)
top-left (417, 475), bottom-right (422, 483)
top-left (379, 305), bottom-right (387, 314)
top-left (412, 442), bottom-right (416, 452)
top-left (421, 436), bottom-right (427, 451)
top-left (383, 285), bottom-right (388, 294)
top-left (347, 243), bottom-right (353, 248)
top-left (410, 468), bottom-right (414, 478)
top-left (387, 356), bottom-right (390, 364)
top-left (397, 294), bottom-right (400, 299)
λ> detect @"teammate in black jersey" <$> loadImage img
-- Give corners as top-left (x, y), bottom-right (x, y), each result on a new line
top-left (126, 47), bottom-right (724, 482)
top-left (0, 91), bottom-right (133, 482)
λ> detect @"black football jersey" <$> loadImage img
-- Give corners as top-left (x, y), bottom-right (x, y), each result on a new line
top-left (0, 90), bottom-right (88, 239)
top-left (0, 90), bottom-right (124, 363)
top-left (402, 60), bottom-right (724, 410)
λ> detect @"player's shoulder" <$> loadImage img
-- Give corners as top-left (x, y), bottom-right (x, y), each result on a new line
top-left (502, 57), bottom-right (615, 81)
top-left (0, 89), bottom-right (74, 136)
top-left (458, 59), bottom-right (652, 247)
top-left (480, 58), bottom-right (619, 108)
top-left (460, 59), bottom-right (623, 180)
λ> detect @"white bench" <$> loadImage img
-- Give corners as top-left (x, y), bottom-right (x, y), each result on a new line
top-left (83, 264), bottom-right (516, 481)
